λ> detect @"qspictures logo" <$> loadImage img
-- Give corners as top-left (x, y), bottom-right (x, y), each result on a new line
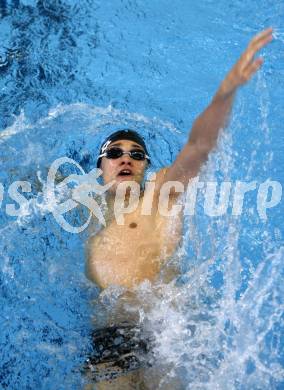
top-left (0, 157), bottom-right (282, 233)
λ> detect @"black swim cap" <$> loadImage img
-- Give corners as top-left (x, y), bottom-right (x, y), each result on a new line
top-left (97, 129), bottom-right (150, 167)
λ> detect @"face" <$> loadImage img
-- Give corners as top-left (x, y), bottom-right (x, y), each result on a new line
top-left (100, 139), bottom-right (148, 192)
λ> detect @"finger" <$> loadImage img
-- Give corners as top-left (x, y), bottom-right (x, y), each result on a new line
top-left (241, 32), bottom-right (272, 68)
top-left (249, 27), bottom-right (273, 48)
top-left (243, 57), bottom-right (264, 81)
top-left (249, 32), bottom-right (273, 53)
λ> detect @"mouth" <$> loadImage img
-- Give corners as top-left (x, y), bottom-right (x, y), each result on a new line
top-left (117, 169), bottom-right (133, 177)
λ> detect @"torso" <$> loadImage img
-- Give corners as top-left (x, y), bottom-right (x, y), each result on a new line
top-left (86, 171), bottom-right (183, 290)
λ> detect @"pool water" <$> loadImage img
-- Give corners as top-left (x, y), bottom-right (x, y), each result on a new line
top-left (0, 1), bottom-right (283, 389)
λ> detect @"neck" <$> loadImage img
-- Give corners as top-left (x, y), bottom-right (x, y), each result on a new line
top-left (104, 186), bottom-right (144, 226)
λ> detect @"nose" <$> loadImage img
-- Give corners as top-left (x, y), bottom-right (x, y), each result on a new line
top-left (119, 153), bottom-right (132, 166)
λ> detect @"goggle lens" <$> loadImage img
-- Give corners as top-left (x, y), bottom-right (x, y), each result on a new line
top-left (106, 147), bottom-right (146, 161)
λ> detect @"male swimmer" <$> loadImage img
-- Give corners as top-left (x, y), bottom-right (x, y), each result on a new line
top-left (84, 28), bottom-right (273, 389)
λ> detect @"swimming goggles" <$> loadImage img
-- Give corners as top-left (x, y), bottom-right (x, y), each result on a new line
top-left (98, 147), bottom-right (150, 162)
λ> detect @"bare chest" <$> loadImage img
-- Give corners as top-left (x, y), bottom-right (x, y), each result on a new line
top-left (93, 213), bottom-right (160, 265)
top-left (87, 204), bottom-right (182, 289)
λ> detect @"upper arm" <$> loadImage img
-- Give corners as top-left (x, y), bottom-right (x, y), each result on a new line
top-left (85, 236), bottom-right (97, 281)
top-left (155, 140), bottom-right (209, 189)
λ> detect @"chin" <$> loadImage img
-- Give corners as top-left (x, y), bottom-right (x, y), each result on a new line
top-left (116, 175), bottom-right (135, 182)
top-left (113, 176), bottom-right (142, 192)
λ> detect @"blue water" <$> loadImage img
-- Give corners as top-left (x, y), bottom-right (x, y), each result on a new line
top-left (0, 1), bottom-right (283, 389)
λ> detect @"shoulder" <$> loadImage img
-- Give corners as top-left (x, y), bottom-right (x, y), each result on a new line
top-left (144, 167), bottom-right (182, 210)
top-left (152, 167), bottom-right (170, 191)
top-left (154, 167), bottom-right (183, 196)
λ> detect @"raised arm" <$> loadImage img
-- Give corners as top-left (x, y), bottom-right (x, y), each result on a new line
top-left (159, 27), bottom-right (273, 186)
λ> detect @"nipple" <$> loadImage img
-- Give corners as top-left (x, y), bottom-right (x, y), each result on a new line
top-left (129, 222), bottom-right (137, 229)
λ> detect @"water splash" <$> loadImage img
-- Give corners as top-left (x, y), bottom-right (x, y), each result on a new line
top-left (0, 0), bottom-right (283, 388)
top-left (0, 104), bottom-right (183, 389)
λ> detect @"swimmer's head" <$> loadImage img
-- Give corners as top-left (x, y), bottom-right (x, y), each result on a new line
top-left (97, 129), bottom-right (150, 190)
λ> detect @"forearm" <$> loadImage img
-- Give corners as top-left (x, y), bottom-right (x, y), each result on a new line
top-left (188, 27), bottom-right (273, 156)
top-left (188, 83), bottom-right (236, 153)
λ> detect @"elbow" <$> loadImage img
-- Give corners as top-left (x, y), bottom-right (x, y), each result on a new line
top-left (190, 139), bottom-right (214, 162)
top-left (85, 239), bottom-right (96, 282)
top-left (85, 260), bottom-right (97, 283)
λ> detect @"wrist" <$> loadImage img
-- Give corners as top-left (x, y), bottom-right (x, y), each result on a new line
top-left (214, 79), bottom-right (237, 102)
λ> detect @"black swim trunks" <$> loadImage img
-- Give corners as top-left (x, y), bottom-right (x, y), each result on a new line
top-left (84, 322), bottom-right (154, 383)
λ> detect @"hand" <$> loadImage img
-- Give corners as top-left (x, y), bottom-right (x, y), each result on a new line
top-left (217, 27), bottom-right (273, 99)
